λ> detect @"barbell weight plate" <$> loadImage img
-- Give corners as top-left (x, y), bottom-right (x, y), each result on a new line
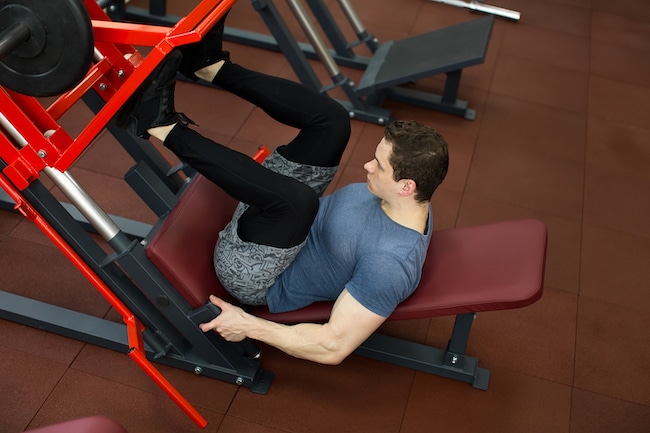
top-left (0, 0), bottom-right (94, 97)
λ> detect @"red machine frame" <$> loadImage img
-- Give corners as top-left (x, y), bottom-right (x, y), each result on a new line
top-left (0, 0), bottom-right (238, 428)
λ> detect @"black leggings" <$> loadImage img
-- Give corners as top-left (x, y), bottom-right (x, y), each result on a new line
top-left (164, 62), bottom-right (351, 248)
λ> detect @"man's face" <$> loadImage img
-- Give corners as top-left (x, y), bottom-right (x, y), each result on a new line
top-left (363, 137), bottom-right (398, 199)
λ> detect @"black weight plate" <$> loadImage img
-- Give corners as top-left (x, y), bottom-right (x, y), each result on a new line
top-left (0, 0), bottom-right (94, 96)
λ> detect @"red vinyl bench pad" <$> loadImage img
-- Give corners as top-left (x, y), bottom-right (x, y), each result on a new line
top-left (145, 174), bottom-right (548, 390)
top-left (146, 174), bottom-right (547, 323)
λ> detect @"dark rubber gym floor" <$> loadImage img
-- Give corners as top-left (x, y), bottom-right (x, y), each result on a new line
top-left (1, 0), bottom-right (649, 431)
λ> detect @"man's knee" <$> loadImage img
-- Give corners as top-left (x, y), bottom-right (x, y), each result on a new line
top-left (324, 99), bottom-right (352, 138)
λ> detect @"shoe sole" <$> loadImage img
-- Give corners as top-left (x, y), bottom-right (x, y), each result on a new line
top-left (115, 50), bottom-right (182, 131)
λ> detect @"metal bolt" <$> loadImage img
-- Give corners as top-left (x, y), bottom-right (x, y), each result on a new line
top-left (377, 118), bottom-right (385, 125)
top-left (194, 366), bottom-right (202, 375)
top-left (451, 355), bottom-right (458, 365)
top-left (235, 377), bottom-right (244, 385)
top-left (117, 69), bottom-right (125, 78)
top-left (37, 150), bottom-right (46, 158)
top-left (98, 83), bottom-right (107, 91)
top-left (348, 112), bottom-right (355, 118)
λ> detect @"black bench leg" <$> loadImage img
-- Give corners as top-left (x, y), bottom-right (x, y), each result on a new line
top-left (442, 69), bottom-right (462, 105)
top-left (354, 313), bottom-right (490, 390)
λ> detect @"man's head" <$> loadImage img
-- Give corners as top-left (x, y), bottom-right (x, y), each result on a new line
top-left (366, 120), bottom-right (449, 203)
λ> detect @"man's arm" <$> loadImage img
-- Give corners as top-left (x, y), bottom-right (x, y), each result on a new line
top-left (200, 289), bottom-right (386, 365)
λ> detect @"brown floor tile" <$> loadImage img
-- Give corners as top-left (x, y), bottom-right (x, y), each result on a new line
top-left (510, 0), bottom-right (592, 37)
top-left (591, 41), bottom-right (650, 88)
top-left (574, 297), bottom-right (650, 406)
top-left (533, 0), bottom-right (592, 9)
top-left (491, 55), bottom-right (589, 113)
top-left (0, 237), bottom-right (110, 317)
top-left (0, 346), bottom-right (69, 433)
top-left (128, 0), bottom-right (196, 17)
top-left (0, 210), bottom-right (23, 239)
top-left (589, 76), bottom-right (650, 131)
top-left (591, 11), bottom-right (650, 51)
top-left (73, 132), bottom-right (134, 178)
top-left (479, 93), bottom-right (586, 163)
top-left (571, 388), bottom-right (650, 433)
top-left (465, 129), bottom-right (584, 220)
top-left (8, 218), bottom-right (69, 249)
top-left (229, 346), bottom-right (414, 433)
top-left (327, 165), bottom-right (367, 193)
top-left (0, 320), bottom-right (84, 365)
top-left (461, 287), bottom-right (578, 386)
top-left (401, 368), bottom-right (572, 433)
top-left (233, 108), bottom-right (302, 149)
top-left (26, 370), bottom-right (225, 433)
top-left (581, 224), bottom-right (650, 312)
top-left (56, 97), bottom-right (100, 140)
top-left (224, 42), bottom-right (290, 78)
top-left (338, 121), bottom-right (374, 164)
top-left (340, 0), bottom-right (425, 36)
top-left (71, 344), bottom-right (238, 414)
top-left (583, 164), bottom-right (650, 238)
top-left (586, 117), bottom-right (650, 180)
top-left (218, 415), bottom-right (289, 433)
top-left (175, 82), bottom-right (252, 140)
top-left (430, 187), bottom-right (463, 230)
top-left (592, 0), bottom-right (650, 22)
top-left (500, 23), bottom-right (590, 73)
top-left (418, 1), bottom-right (498, 30)
top-left (377, 317), bottom-right (432, 343)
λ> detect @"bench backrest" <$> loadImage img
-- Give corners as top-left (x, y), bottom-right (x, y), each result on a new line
top-left (146, 175), bottom-right (547, 323)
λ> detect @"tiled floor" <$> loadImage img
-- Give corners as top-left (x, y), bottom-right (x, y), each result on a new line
top-left (1, 0), bottom-right (650, 432)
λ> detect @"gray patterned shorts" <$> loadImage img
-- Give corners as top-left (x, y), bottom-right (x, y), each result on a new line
top-left (213, 150), bottom-right (337, 305)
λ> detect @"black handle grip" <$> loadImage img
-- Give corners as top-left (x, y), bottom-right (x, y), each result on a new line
top-left (189, 302), bottom-right (261, 359)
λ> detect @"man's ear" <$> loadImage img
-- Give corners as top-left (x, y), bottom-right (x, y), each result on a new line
top-left (398, 179), bottom-right (417, 197)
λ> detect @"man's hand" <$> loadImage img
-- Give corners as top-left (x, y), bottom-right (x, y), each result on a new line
top-left (198, 290), bottom-right (386, 365)
top-left (199, 295), bottom-right (250, 342)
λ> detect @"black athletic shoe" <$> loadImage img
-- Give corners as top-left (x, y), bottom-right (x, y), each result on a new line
top-left (116, 49), bottom-right (194, 138)
top-left (178, 12), bottom-right (231, 81)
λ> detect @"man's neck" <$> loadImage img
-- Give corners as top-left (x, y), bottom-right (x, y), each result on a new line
top-left (380, 199), bottom-right (430, 234)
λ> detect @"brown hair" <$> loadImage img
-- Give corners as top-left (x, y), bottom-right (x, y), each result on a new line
top-left (384, 120), bottom-right (449, 203)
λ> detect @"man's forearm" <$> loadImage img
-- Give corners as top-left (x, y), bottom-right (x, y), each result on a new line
top-left (245, 316), bottom-right (349, 365)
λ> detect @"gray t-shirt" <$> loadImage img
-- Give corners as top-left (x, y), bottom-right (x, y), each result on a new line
top-left (266, 183), bottom-right (432, 317)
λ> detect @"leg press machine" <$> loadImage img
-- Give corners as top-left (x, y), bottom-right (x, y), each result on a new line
top-left (0, 0), bottom-right (547, 428)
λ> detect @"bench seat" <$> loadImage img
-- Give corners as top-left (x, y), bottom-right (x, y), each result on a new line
top-left (146, 174), bottom-right (547, 323)
top-left (25, 417), bottom-right (127, 433)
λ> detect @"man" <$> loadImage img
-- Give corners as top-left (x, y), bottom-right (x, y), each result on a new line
top-left (116, 17), bottom-right (449, 365)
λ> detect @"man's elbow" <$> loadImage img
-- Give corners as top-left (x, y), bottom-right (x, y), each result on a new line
top-left (318, 352), bottom-right (347, 366)
top-left (315, 342), bottom-right (354, 365)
